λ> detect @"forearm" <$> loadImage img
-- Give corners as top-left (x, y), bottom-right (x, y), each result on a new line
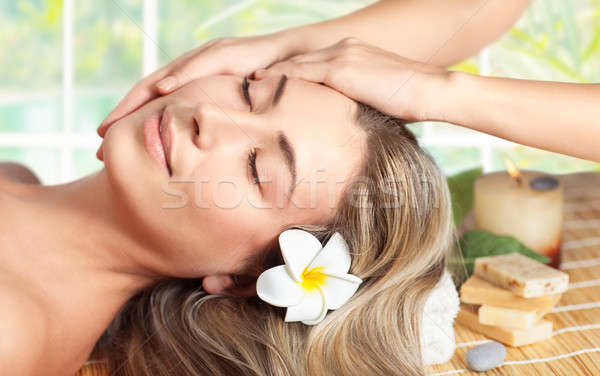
top-left (278, 0), bottom-right (531, 66)
top-left (433, 72), bottom-right (600, 161)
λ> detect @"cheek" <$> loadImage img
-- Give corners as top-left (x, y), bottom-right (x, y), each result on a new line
top-left (163, 167), bottom-right (266, 264)
top-left (187, 203), bottom-right (268, 272)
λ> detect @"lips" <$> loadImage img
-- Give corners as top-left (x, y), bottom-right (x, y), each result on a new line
top-left (143, 112), bottom-right (171, 175)
top-left (159, 112), bottom-right (173, 175)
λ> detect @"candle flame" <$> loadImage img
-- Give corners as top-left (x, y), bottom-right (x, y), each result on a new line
top-left (502, 155), bottom-right (522, 185)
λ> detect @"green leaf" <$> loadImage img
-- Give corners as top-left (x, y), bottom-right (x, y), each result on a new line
top-left (582, 28), bottom-right (600, 62)
top-left (449, 61), bottom-right (480, 75)
top-left (454, 230), bottom-right (550, 276)
top-left (446, 168), bottom-right (483, 225)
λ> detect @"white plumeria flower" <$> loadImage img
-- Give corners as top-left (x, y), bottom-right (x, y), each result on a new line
top-left (256, 229), bottom-right (363, 325)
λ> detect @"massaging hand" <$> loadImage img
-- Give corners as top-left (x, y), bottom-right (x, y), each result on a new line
top-left (96, 33), bottom-right (298, 160)
top-left (258, 38), bottom-right (600, 162)
top-left (254, 38), bottom-right (448, 123)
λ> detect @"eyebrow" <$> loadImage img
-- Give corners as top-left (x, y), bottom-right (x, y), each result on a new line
top-left (277, 131), bottom-right (297, 201)
top-left (272, 74), bottom-right (288, 107)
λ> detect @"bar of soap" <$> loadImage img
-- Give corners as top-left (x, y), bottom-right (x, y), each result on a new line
top-left (479, 305), bottom-right (540, 329)
top-left (460, 276), bottom-right (561, 313)
top-left (456, 305), bottom-right (552, 347)
top-left (474, 253), bottom-right (569, 298)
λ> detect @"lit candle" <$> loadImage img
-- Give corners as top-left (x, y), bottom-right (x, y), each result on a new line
top-left (473, 156), bottom-right (564, 268)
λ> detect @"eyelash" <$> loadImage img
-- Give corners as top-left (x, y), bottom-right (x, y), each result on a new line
top-left (248, 148), bottom-right (260, 186)
top-left (242, 76), bottom-right (252, 111)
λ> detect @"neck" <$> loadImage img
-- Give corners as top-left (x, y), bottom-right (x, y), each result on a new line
top-left (0, 169), bottom-right (164, 337)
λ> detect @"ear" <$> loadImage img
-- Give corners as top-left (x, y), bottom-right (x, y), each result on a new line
top-left (202, 274), bottom-right (257, 297)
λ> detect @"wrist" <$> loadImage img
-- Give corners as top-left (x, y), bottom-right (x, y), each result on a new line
top-left (417, 70), bottom-right (470, 123)
top-left (270, 27), bottom-right (313, 60)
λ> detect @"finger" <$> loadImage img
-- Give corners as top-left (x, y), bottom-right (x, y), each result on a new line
top-left (98, 84), bottom-right (159, 137)
top-left (154, 44), bottom-right (218, 94)
top-left (98, 62), bottom-right (174, 135)
top-left (96, 143), bottom-right (104, 161)
top-left (158, 52), bottom-right (232, 96)
top-left (156, 75), bottom-right (178, 94)
top-left (285, 48), bottom-right (338, 65)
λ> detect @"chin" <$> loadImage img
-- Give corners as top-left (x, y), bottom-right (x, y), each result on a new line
top-left (102, 118), bottom-right (169, 231)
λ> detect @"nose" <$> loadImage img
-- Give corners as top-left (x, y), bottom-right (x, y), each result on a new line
top-left (193, 103), bottom-right (217, 150)
top-left (192, 102), bottom-right (258, 151)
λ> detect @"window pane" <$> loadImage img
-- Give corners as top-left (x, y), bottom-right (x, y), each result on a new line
top-left (73, 92), bottom-right (120, 133)
top-left (490, 0), bottom-right (600, 82)
top-left (74, 0), bottom-right (142, 85)
top-left (0, 1), bottom-right (62, 88)
top-left (73, 148), bottom-right (103, 178)
top-left (0, 147), bottom-right (59, 184)
top-left (406, 122), bottom-right (425, 138)
top-left (0, 95), bottom-right (61, 132)
top-left (491, 146), bottom-right (599, 174)
top-left (0, 0), bottom-right (62, 132)
top-left (428, 122), bottom-right (484, 139)
top-left (158, 1), bottom-right (375, 64)
top-left (73, 0), bottom-right (142, 133)
top-left (424, 147), bottom-right (481, 176)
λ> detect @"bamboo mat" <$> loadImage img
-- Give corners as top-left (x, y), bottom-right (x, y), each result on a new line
top-left (429, 172), bottom-right (600, 376)
top-left (76, 172), bottom-right (600, 376)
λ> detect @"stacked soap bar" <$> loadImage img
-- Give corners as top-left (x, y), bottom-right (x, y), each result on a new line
top-left (474, 253), bottom-right (569, 297)
top-left (457, 253), bottom-right (569, 346)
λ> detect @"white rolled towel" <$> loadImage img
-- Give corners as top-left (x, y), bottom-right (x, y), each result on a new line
top-left (420, 270), bottom-right (460, 366)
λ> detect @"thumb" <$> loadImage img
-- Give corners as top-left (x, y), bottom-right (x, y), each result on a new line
top-left (156, 75), bottom-right (178, 94)
top-left (156, 59), bottom-right (216, 94)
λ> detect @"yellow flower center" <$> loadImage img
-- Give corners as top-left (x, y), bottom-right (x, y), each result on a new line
top-left (299, 266), bottom-right (326, 291)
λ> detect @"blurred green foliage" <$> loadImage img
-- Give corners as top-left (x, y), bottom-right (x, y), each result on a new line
top-left (499, 0), bottom-right (600, 82)
top-left (449, 0), bottom-right (600, 172)
top-left (447, 167), bottom-right (483, 225)
top-left (0, 0), bottom-right (62, 88)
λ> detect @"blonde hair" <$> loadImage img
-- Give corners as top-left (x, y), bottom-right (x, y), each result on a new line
top-left (96, 103), bottom-right (456, 375)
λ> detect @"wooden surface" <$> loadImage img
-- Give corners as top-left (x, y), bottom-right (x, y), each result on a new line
top-left (429, 172), bottom-right (600, 375)
top-left (77, 172), bottom-right (600, 376)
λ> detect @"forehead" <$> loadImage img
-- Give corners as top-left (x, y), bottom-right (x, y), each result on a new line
top-left (174, 75), bottom-right (366, 219)
top-left (268, 78), bottom-right (365, 216)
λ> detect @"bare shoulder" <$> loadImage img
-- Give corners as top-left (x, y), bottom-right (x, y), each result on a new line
top-left (0, 162), bottom-right (41, 185)
top-left (0, 284), bottom-right (48, 376)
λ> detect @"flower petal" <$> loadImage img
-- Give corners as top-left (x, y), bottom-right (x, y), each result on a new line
top-left (308, 232), bottom-right (351, 274)
top-left (279, 229), bottom-right (323, 282)
top-left (256, 265), bottom-right (304, 307)
top-left (284, 289), bottom-right (326, 324)
top-left (301, 288), bottom-right (329, 325)
top-left (321, 272), bottom-right (363, 310)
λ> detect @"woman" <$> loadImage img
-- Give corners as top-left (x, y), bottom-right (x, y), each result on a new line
top-left (1, 73), bottom-right (456, 375)
top-left (3, 1), bottom-right (539, 374)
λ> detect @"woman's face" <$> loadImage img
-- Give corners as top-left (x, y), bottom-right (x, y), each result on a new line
top-left (102, 75), bottom-right (365, 278)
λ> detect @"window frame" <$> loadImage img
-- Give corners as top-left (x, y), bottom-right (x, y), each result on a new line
top-left (0, 0), bottom-right (502, 184)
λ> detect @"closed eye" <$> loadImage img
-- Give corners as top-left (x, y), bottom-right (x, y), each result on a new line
top-left (247, 148), bottom-right (260, 188)
top-left (242, 76), bottom-right (252, 111)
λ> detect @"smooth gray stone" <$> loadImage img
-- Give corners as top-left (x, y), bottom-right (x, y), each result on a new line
top-left (466, 341), bottom-right (506, 372)
top-left (530, 176), bottom-right (559, 191)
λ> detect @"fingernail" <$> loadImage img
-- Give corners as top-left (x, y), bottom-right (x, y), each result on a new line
top-left (157, 76), bottom-right (177, 92)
